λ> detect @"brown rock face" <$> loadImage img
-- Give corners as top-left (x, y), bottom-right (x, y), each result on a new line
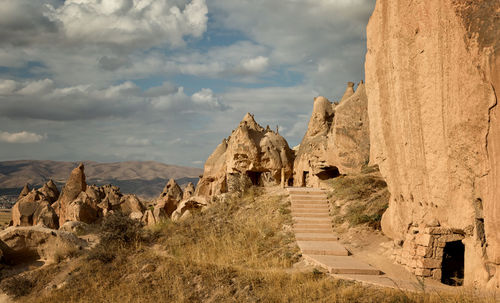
top-left (153, 178), bottom-right (183, 216)
top-left (294, 82), bottom-right (370, 187)
top-left (11, 182), bottom-right (59, 229)
top-left (57, 163), bottom-right (87, 226)
top-left (196, 113), bottom-right (294, 197)
top-left (366, 0), bottom-right (499, 288)
top-left (18, 183), bottom-right (30, 200)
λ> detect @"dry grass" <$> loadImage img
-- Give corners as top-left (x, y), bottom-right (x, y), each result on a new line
top-left (0, 209), bottom-right (11, 228)
top-left (11, 187), bottom-right (498, 303)
top-left (328, 166), bottom-right (389, 230)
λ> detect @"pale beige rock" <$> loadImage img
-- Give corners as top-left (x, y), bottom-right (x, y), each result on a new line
top-left (171, 196), bottom-right (208, 221)
top-left (366, 0), bottom-right (499, 288)
top-left (0, 226), bottom-right (85, 264)
top-left (57, 163), bottom-right (87, 226)
top-left (161, 178), bottom-right (183, 201)
top-left (154, 179), bottom-right (183, 216)
top-left (119, 194), bottom-right (145, 215)
top-left (196, 113), bottom-right (294, 197)
top-left (183, 182), bottom-right (195, 200)
top-left (11, 189), bottom-right (58, 229)
top-left (39, 179), bottom-right (60, 203)
top-left (294, 82), bottom-right (369, 187)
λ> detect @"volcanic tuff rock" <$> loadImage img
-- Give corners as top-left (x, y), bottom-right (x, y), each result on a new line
top-left (183, 182), bottom-right (195, 200)
top-left (294, 82), bottom-right (370, 187)
top-left (56, 163), bottom-right (87, 226)
top-left (196, 113), bottom-right (294, 197)
top-left (366, 0), bottom-right (499, 288)
top-left (0, 226), bottom-right (85, 265)
top-left (11, 181), bottom-right (59, 229)
top-left (153, 178), bottom-right (184, 217)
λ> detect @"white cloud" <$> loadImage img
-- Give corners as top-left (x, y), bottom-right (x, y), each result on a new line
top-left (0, 131), bottom-right (45, 143)
top-left (240, 56), bottom-right (269, 74)
top-left (191, 88), bottom-right (227, 110)
top-left (46, 0), bottom-right (208, 49)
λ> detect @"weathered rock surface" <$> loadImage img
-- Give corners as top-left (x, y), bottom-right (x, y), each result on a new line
top-left (0, 226), bottom-right (85, 264)
top-left (183, 182), bottom-right (195, 200)
top-left (18, 183), bottom-right (30, 200)
top-left (11, 181), bottom-right (59, 229)
top-left (294, 82), bottom-right (370, 187)
top-left (366, 0), bottom-right (499, 288)
top-left (153, 179), bottom-right (184, 217)
top-left (56, 163), bottom-right (87, 226)
top-left (196, 113), bottom-right (294, 196)
top-left (171, 196), bottom-right (208, 221)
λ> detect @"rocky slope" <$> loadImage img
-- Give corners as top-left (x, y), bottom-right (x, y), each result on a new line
top-left (0, 160), bottom-right (202, 200)
top-left (293, 81), bottom-right (370, 187)
top-left (366, 0), bottom-right (499, 288)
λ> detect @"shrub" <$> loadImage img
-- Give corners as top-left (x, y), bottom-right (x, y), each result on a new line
top-left (0, 275), bottom-right (33, 298)
top-left (99, 212), bottom-right (147, 247)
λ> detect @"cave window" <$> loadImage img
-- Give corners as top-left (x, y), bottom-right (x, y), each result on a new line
top-left (316, 166), bottom-right (340, 180)
top-left (441, 241), bottom-right (464, 286)
top-left (246, 171), bottom-right (262, 186)
top-left (288, 178), bottom-right (294, 186)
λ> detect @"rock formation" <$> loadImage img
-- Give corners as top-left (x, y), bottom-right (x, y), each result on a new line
top-left (294, 82), bottom-right (370, 187)
top-left (196, 113), bottom-right (294, 197)
top-left (11, 181), bottom-right (59, 229)
top-left (13, 163), bottom-right (147, 229)
top-left (183, 182), bottom-right (195, 200)
top-left (153, 178), bottom-right (184, 217)
top-left (171, 196), bottom-right (208, 221)
top-left (366, 0), bottom-right (499, 288)
top-left (0, 226), bottom-right (85, 264)
top-left (18, 183), bottom-right (30, 200)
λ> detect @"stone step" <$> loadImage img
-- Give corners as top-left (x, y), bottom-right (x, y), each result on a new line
top-left (291, 208), bottom-right (329, 214)
top-left (290, 195), bottom-right (327, 200)
top-left (303, 255), bottom-right (382, 275)
top-left (295, 233), bottom-right (339, 241)
top-left (291, 204), bottom-right (329, 209)
top-left (288, 191), bottom-right (327, 195)
top-left (294, 223), bottom-right (331, 229)
top-left (291, 213), bottom-right (330, 218)
top-left (290, 200), bottom-right (328, 204)
top-left (294, 228), bottom-right (334, 233)
top-left (294, 218), bottom-right (332, 224)
top-left (297, 241), bottom-right (349, 256)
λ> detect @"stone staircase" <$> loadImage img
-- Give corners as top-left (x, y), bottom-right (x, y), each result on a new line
top-left (288, 187), bottom-right (382, 275)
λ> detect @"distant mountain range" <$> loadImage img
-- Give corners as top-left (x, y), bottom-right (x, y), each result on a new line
top-left (0, 160), bottom-right (203, 202)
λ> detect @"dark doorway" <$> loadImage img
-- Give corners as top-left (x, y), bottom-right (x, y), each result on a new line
top-left (441, 240), bottom-right (465, 286)
top-left (246, 171), bottom-right (262, 186)
top-left (288, 178), bottom-right (294, 186)
top-left (302, 171), bottom-right (309, 187)
top-left (316, 166), bottom-right (340, 180)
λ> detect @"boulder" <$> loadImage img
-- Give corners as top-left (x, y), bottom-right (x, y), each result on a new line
top-left (293, 82), bottom-right (369, 187)
top-left (365, 0), bottom-right (499, 288)
top-left (119, 194), bottom-right (145, 215)
top-left (0, 226), bottom-right (85, 264)
top-left (141, 208), bottom-right (167, 226)
top-left (59, 221), bottom-right (89, 234)
top-left (171, 196), bottom-right (208, 221)
top-left (196, 113), bottom-right (294, 197)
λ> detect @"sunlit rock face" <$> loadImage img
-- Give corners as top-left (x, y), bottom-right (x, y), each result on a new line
top-left (366, 0), bottom-right (499, 288)
top-left (293, 81), bottom-right (370, 188)
top-left (196, 113), bottom-right (294, 197)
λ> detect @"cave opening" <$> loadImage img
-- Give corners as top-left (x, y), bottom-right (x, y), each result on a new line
top-left (302, 171), bottom-right (309, 187)
top-left (441, 240), bottom-right (465, 286)
top-left (288, 178), bottom-right (294, 186)
top-left (316, 166), bottom-right (340, 180)
top-left (246, 171), bottom-right (262, 186)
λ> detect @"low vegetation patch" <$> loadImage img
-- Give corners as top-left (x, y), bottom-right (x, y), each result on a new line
top-left (328, 165), bottom-right (389, 230)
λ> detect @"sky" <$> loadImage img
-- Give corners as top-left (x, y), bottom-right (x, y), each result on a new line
top-left (0, 0), bottom-right (376, 168)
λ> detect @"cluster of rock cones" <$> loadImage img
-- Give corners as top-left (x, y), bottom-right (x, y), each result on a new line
top-left (11, 163), bottom-right (203, 231)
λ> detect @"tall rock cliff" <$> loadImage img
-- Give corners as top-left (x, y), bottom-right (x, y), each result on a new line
top-left (196, 113), bottom-right (294, 197)
top-left (366, 0), bottom-right (499, 288)
top-left (294, 82), bottom-right (370, 187)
